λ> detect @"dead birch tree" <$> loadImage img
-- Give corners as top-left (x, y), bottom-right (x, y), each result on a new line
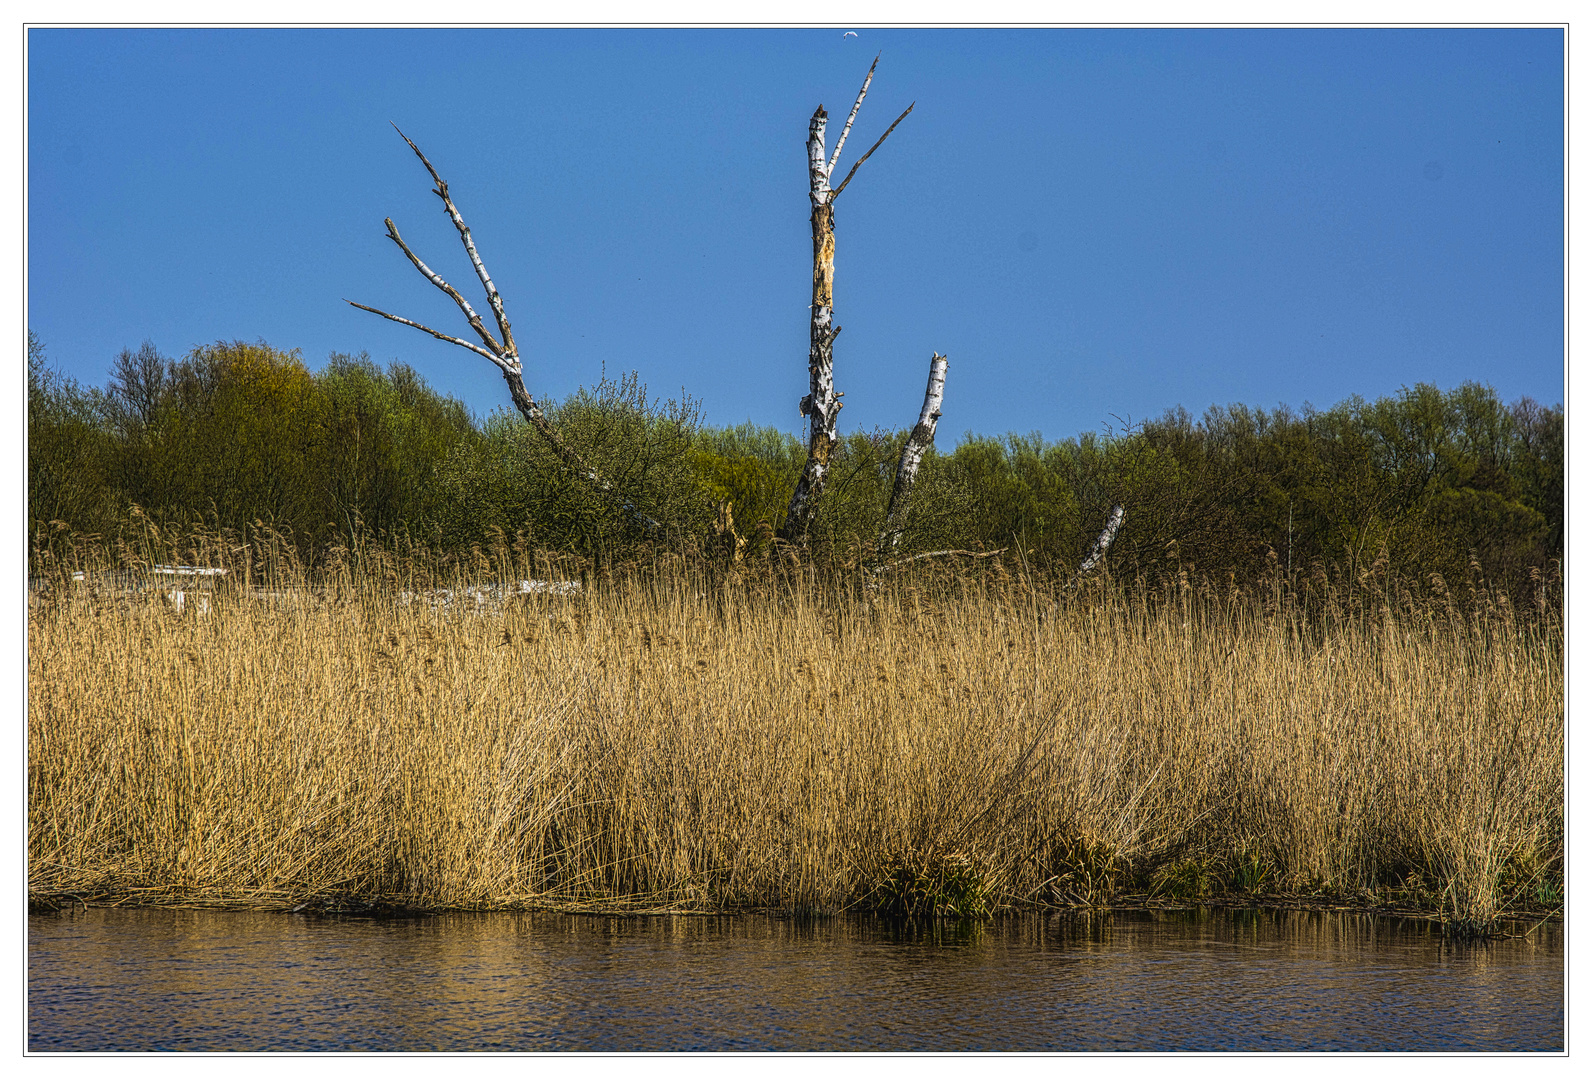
top-left (878, 352), bottom-right (947, 554)
top-left (1079, 505), bottom-right (1125, 576)
top-left (782, 57), bottom-right (914, 542)
top-left (347, 126), bottom-right (654, 529)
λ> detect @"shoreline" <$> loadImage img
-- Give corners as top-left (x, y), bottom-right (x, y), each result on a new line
top-left (27, 889), bottom-right (1563, 936)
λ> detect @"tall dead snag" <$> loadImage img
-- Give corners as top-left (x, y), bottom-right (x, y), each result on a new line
top-left (781, 57), bottom-right (915, 542)
top-left (347, 126), bottom-right (654, 529)
top-left (878, 352), bottom-right (947, 554)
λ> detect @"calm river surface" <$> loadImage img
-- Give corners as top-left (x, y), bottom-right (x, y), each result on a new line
top-left (28, 906), bottom-right (1562, 1052)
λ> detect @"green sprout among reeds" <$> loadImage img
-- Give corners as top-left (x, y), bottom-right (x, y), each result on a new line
top-left (874, 851), bottom-right (990, 920)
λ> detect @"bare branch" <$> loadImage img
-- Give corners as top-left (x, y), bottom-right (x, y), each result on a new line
top-left (354, 130), bottom-right (657, 537)
top-left (383, 218), bottom-right (502, 354)
top-left (392, 124), bottom-right (517, 358)
top-left (831, 101), bottom-right (914, 200)
top-left (894, 548), bottom-right (1007, 563)
top-left (343, 300), bottom-right (510, 372)
top-left (827, 53), bottom-right (879, 177)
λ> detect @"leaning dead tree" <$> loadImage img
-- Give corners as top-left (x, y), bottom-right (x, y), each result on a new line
top-left (1079, 505), bottom-right (1125, 576)
top-left (864, 353), bottom-right (1013, 580)
top-left (782, 57), bottom-right (915, 542)
top-left (878, 352), bottom-right (947, 555)
top-left (347, 126), bottom-right (653, 529)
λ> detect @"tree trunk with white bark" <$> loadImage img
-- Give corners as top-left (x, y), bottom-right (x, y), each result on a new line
top-left (879, 352), bottom-right (947, 555)
top-left (781, 58), bottom-right (914, 543)
top-left (783, 105), bottom-right (841, 540)
top-left (1079, 505), bottom-right (1125, 576)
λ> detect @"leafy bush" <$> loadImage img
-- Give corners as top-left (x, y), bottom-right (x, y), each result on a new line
top-left (28, 332), bottom-right (119, 541)
top-left (432, 371), bottom-right (710, 559)
top-left (27, 330), bottom-right (1562, 597)
top-left (31, 337), bottom-right (476, 560)
top-left (689, 422), bottom-right (805, 535)
top-left (938, 384), bottom-right (1561, 600)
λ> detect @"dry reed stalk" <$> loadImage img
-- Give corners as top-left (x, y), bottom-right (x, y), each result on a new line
top-left (28, 555), bottom-right (1562, 931)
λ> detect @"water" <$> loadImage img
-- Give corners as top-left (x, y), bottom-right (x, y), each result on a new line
top-left (28, 907), bottom-right (1562, 1052)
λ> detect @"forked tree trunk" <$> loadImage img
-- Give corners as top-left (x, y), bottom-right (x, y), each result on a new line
top-left (781, 58), bottom-right (914, 543)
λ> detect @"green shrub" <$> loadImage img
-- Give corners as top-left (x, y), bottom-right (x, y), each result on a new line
top-left (433, 371), bottom-right (710, 560)
top-left (27, 328), bottom-right (1563, 597)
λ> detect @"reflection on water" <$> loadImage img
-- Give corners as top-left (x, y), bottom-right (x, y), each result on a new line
top-left (29, 907), bottom-right (1562, 1052)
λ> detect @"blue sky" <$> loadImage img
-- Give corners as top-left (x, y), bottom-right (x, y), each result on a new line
top-left (27, 27), bottom-right (1565, 442)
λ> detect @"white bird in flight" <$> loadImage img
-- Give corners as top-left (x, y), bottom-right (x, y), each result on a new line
top-left (843, 31), bottom-right (857, 38)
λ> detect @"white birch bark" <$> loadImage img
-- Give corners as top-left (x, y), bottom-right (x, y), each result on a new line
top-left (391, 126), bottom-right (517, 359)
top-left (781, 104), bottom-right (840, 540)
top-left (1079, 505), bottom-right (1125, 575)
top-left (782, 61), bottom-right (915, 542)
top-left (879, 352), bottom-right (947, 553)
top-left (827, 55), bottom-right (878, 176)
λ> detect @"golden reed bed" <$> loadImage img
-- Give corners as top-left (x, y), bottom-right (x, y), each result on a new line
top-left (28, 552), bottom-right (1562, 935)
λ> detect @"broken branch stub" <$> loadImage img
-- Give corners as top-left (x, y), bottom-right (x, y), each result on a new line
top-left (347, 128), bottom-right (655, 531)
top-left (879, 352), bottom-right (948, 554)
top-left (782, 59), bottom-right (913, 543)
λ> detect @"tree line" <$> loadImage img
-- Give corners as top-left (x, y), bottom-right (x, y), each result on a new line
top-left (28, 331), bottom-right (1560, 598)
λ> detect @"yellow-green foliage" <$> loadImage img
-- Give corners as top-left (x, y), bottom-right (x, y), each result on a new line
top-left (157, 341), bottom-right (325, 530)
top-left (29, 330), bottom-right (1564, 597)
top-left (29, 547), bottom-right (1561, 933)
top-left (689, 423), bottom-right (805, 534)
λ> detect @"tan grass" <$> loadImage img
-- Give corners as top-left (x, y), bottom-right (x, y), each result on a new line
top-left (27, 549), bottom-right (1562, 932)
